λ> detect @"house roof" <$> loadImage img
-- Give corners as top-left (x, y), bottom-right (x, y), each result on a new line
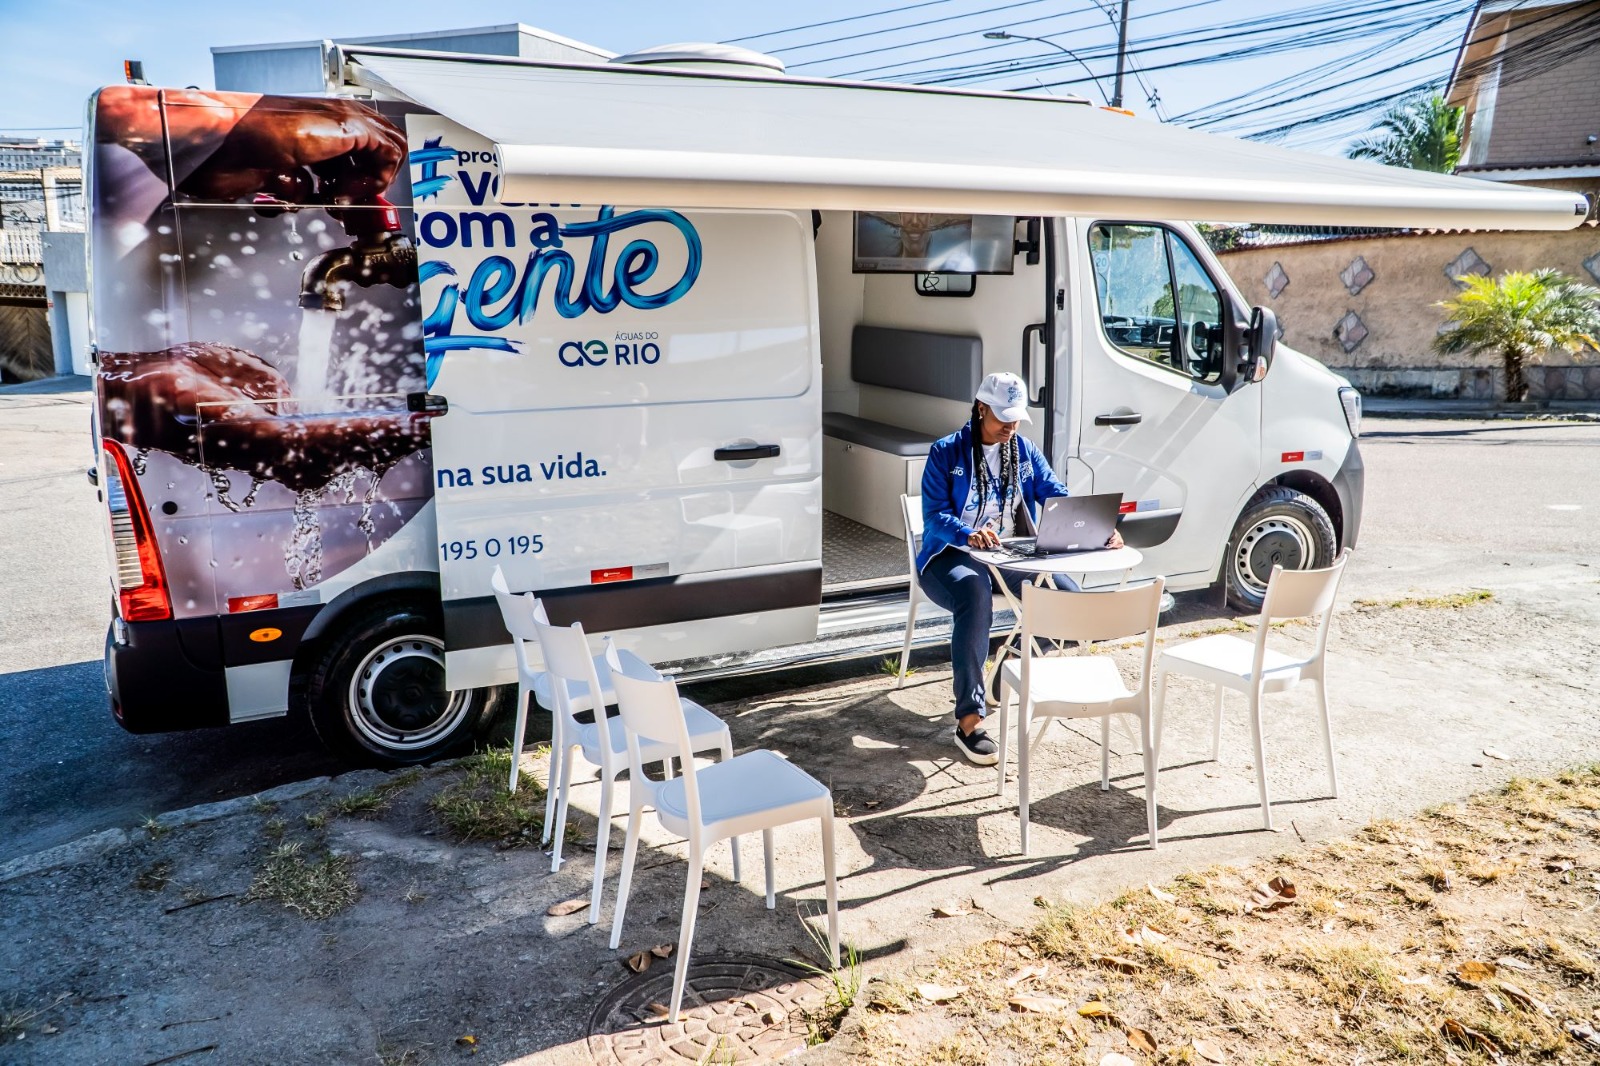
top-left (1446, 0), bottom-right (1596, 110)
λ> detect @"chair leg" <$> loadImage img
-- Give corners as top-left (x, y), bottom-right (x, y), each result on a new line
top-left (1143, 713), bottom-right (1159, 850)
top-left (994, 676), bottom-right (1012, 798)
top-left (509, 680), bottom-right (532, 793)
top-left (1211, 685), bottom-right (1226, 762)
top-left (549, 744), bottom-right (578, 873)
top-left (820, 808), bottom-right (840, 968)
top-left (762, 828), bottom-right (776, 909)
top-left (667, 849), bottom-right (706, 1024)
top-left (721, 731), bottom-right (742, 883)
top-left (1316, 679), bottom-right (1339, 798)
top-left (608, 801), bottom-right (644, 950)
top-left (897, 597), bottom-right (915, 690)
top-left (1018, 699), bottom-right (1032, 856)
top-left (541, 722), bottom-right (561, 846)
top-left (1099, 715), bottom-right (1111, 792)
top-left (587, 776), bottom-right (613, 925)
top-left (1247, 690), bottom-right (1273, 832)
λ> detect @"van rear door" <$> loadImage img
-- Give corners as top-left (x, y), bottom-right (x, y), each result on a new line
top-left (409, 118), bottom-right (822, 688)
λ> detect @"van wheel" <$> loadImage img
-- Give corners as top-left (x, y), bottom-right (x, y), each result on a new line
top-left (1224, 486), bottom-right (1337, 611)
top-left (301, 600), bottom-right (501, 767)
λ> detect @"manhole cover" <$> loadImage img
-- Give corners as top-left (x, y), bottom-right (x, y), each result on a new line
top-left (586, 953), bottom-right (827, 1064)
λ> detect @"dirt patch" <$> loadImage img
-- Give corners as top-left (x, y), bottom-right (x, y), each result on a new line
top-left (840, 767), bottom-right (1600, 1064)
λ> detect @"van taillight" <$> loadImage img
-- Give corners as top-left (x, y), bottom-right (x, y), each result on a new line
top-left (102, 439), bottom-right (172, 623)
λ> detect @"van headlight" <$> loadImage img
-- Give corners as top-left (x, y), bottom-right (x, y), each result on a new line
top-left (1338, 387), bottom-right (1362, 439)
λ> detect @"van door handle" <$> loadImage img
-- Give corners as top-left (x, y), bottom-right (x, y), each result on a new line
top-left (1094, 412), bottom-right (1143, 426)
top-left (714, 443), bottom-right (781, 461)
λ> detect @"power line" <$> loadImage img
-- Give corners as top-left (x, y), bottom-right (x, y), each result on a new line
top-left (724, 0), bottom-right (964, 44)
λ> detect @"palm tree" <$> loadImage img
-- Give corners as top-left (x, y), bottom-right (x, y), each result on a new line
top-left (1434, 270), bottom-right (1600, 403)
top-left (1346, 94), bottom-right (1465, 173)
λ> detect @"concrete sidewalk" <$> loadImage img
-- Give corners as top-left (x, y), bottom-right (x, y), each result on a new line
top-left (1363, 395), bottom-right (1600, 420)
top-left (3, 573), bottom-right (1596, 1065)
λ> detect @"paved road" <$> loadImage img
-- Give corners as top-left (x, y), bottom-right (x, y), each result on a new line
top-left (2, 387), bottom-right (1596, 863)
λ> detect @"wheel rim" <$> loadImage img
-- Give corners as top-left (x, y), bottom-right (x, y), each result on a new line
top-left (347, 635), bottom-right (470, 754)
top-left (1233, 514), bottom-right (1316, 598)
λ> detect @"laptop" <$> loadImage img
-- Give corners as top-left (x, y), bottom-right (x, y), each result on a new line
top-left (1000, 493), bottom-right (1123, 559)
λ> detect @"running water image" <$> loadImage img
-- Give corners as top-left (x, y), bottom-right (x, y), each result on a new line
top-left (91, 87), bottom-right (433, 610)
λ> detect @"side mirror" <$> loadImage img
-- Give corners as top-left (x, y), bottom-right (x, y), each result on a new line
top-left (1245, 306), bottom-right (1277, 384)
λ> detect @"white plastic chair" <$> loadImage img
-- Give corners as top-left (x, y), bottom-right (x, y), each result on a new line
top-left (896, 493), bottom-right (1010, 691)
top-left (536, 612), bottom-right (738, 924)
top-left (604, 638), bottom-right (839, 1023)
top-left (994, 578), bottom-right (1166, 854)
top-left (1152, 549), bottom-right (1350, 832)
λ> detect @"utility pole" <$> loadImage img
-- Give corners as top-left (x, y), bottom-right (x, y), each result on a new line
top-left (1110, 0), bottom-right (1131, 109)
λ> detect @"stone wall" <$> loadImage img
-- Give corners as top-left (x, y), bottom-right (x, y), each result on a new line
top-left (1218, 224), bottom-right (1600, 400)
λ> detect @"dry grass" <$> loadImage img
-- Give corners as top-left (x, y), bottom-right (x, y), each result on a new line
top-left (849, 766), bottom-right (1600, 1065)
top-left (1354, 589), bottom-right (1494, 611)
top-left (428, 746), bottom-right (553, 847)
top-left (327, 769), bottom-right (422, 819)
top-left (244, 841), bottom-right (359, 920)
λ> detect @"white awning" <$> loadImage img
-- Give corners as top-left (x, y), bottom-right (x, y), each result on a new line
top-left (345, 48), bottom-right (1589, 231)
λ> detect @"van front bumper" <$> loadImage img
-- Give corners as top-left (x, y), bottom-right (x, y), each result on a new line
top-left (1332, 439), bottom-right (1365, 549)
top-left (105, 616), bottom-right (230, 734)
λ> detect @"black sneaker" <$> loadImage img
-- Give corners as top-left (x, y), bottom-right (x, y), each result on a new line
top-left (953, 725), bottom-right (999, 766)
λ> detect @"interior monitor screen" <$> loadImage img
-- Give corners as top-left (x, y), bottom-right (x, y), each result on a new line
top-left (852, 213), bottom-right (1016, 274)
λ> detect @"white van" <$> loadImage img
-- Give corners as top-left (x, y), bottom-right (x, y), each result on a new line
top-left (88, 42), bottom-right (1586, 764)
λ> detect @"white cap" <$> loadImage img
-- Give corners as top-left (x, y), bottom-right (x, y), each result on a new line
top-left (975, 371), bottom-right (1032, 424)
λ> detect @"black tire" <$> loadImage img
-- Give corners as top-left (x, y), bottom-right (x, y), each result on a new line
top-left (1224, 485), bottom-right (1337, 611)
top-left (300, 599), bottom-right (504, 767)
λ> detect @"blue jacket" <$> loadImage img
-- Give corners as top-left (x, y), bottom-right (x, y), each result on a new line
top-left (915, 422), bottom-right (1070, 572)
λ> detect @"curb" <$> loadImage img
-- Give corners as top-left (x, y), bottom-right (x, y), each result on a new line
top-left (1366, 406), bottom-right (1600, 422)
top-left (0, 772), bottom-right (378, 886)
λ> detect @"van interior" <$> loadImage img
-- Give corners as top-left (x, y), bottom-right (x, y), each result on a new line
top-left (813, 210), bottom-right (1048, 595)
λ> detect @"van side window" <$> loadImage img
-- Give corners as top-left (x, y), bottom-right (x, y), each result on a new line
top-left (1089, 223), bottom-right (1225, 384)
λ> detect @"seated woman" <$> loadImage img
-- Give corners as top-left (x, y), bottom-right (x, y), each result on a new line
top-left (915, 372), bottom-right (1122, 765)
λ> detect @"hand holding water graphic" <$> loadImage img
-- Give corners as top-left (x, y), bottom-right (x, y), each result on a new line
top-left (100, 344), bottom-right (430, 494)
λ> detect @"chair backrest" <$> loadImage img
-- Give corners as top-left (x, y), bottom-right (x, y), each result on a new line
top-left (490, 565), bottom-right (550, 676)
top-left (605, 638), bottom-right (702, 826)
top-left (1260, 548), bottom-right (1351, 624)
top-left (1021, 578), bottom-right (1166, 691)
top-left (534, 613), bottom-right (617, 770)
top-left (1254, 548), bottom-right (1352, 671)
top-left (900, 494), bottom-right (922, 574)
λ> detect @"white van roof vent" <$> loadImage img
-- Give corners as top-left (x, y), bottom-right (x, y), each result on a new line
top-left (609, 42), bottom-right (786, 75)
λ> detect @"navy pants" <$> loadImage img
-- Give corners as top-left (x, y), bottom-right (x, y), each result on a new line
top-left (918, 547), bottom-right (1078, 723)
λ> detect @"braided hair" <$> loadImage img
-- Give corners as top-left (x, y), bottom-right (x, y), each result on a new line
top-left (971, 401), bottom-right (1021, 534)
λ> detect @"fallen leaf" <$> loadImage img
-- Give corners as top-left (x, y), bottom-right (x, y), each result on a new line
top-left (1191, 1038), bottom-right (1226, 1063)
top-left (1441, 1018), bottom-right (1500, 1055)
top-left (1004, 965), bottom-right (1050, 988)
top-left (701, 878), bottom-right (711, 890)
top-left (1495, 956), bottom-right (1533, 971)
top-left (455, 1035), bottom-right (477, 1047)
top-left (1094, 954), bottom-right (1145, 974)
top-left (1455, 960), bottom-right (1496, 986)
top-left (626, 951), bottom-right (653, 974)
top-left (932, 903), bottom-right (970, 918)
top-left (1147, 883), bottom-right (1177, 904)
top-left (914, 983), bottom-right (966, 1004)
top-left (1244, 876), bottom-right (1297, 914)
top-left (1483, 991), bottom-right (1505, 1013)
top-left (1008, 994), bottom-right (1070, 1014)
top-left (1078, 1000), bottom-right (1114, 1018)
top-left (1099, 1055), bottom-right (1136, 1066)
top-left (1496, 980), bottom-right (1554, 1018)
top-left (648, 1002), bottom-right (670, 1018)
top-left (1482, 748), bottom-right (1509, 760)
top-left (546, 897), bottom-right (587, 917)
top-left (1126, 1026), bottom-right (1158, 1054)
top-left (1120, 925), bottom-right (1168, 947)
top-left (1396, 974), bottom-right (1433, 986)
top-left (862, 799), bottom-right (881, 810)
top-left (649, 943), bottom-right (674, 959)
top-left (1017, 944), bottom-right (1037, 960)
top-left (40, 1026), bottom-right (58, 1035)
top-left (761, 1008), bottom-right (786, 1025)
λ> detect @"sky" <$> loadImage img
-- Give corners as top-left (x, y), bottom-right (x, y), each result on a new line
top-left (0, 0), bottom-right (1472, 155)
